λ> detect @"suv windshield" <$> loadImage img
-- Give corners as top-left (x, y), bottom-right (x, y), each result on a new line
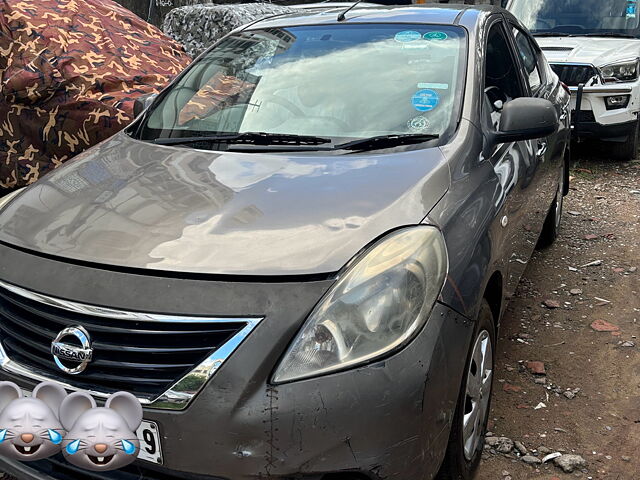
top-left (509, 0), bottom-right (640, 37)
top-left (136, 24), bottom-right (466, 148)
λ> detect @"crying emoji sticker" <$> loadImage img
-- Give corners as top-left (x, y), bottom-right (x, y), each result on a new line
top-left (60, 391), bottom-right (142, 471)
top-left (0, 381), bottom-right (67, 461)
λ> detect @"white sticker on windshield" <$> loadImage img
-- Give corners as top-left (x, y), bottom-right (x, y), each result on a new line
top-left (418, 83), bottom-right (449, 90)
top-left (407, 116), bottom-right (430, 132)
top-left (403, 43), bottom-right (430, 50)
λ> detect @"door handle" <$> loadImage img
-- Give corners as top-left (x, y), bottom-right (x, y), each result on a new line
top-left (536, 140), bottom-right (548, 158)
top-left (559, 107), bottom-right (568, 121)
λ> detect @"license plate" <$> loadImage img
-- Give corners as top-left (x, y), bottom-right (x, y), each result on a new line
top-left (136, 420), bottom-right (163, 464)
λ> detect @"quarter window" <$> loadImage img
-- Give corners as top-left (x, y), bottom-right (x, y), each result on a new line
top-left (512, 27), bottom-right (542, 93)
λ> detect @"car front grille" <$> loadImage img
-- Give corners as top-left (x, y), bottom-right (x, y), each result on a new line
top-left (550, 63), bottom-right (599, 86)
top-left (0, 281), bottom-right (248, 400)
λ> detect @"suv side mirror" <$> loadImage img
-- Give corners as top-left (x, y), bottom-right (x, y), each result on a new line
top-left (495, 97), bottom-right (559, 143)
top-left (133, 93), bottom-right (158, 118)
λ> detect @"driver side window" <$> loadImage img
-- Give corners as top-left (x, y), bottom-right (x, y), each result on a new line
top-left (484, 22), bottom-right (525, 129)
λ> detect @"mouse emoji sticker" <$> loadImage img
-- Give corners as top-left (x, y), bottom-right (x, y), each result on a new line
top-left (0, 381), bottom-right (67, 461)
top-left (60, 391), bottom-right (142, 471)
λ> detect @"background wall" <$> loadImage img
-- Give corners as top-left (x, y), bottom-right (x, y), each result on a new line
top-left (114, 0), bottom-right (151, 20)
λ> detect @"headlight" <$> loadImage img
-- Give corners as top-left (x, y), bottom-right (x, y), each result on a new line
top-left (273, 226), bottom-right (448, 383)
top-left (0, 188), bottom-right (25, 211)
top-left (600, 60), bottom-right (639, 82)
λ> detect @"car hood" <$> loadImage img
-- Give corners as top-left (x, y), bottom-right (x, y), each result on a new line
top-left (536, 36), bottom-right (640, 66)
top-left (0, 133), bottom-right (449, 276)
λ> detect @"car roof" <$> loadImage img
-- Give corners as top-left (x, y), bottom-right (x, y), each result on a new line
top-left (292, 2), bottom-right (382, 9)
top-left (249, 4), bottom-right (502, 30)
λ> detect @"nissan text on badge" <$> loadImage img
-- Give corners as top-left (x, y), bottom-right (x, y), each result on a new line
top-left (508, 0), bottom-right (640, 160)
top-left (0, 4), bottom-right (571, 480)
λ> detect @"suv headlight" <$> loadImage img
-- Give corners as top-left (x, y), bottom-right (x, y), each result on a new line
top-left (273, 226), bottom-right (448, 383)
top-left (600, 59), bottom-right (640, 82)
top-left (0, 188), bottom-right (25, 212)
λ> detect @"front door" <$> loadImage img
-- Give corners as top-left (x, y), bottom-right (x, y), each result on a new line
top-left (482, 20), bottom-right (541, 296)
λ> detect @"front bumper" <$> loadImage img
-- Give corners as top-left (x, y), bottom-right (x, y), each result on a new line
top-left (0, 244), bottom-right (474, 480)
top-left (570, 84), bottom-right (639, 141)
top-left (572, 118), bottom-right (638, 142)
top-left (0, 454), bottom-right (222, 480)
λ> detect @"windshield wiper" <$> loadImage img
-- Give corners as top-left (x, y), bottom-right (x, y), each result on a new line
top-left (577, 32), bottom-right (636, 38)
top-left (152, 132), bottom-right (332, 147)
top-left (533, 32), bottom-right (572, 37)
top-left (335, 133), bottom-right (439, 151)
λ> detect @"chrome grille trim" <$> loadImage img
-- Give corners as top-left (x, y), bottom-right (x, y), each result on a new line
top-left (0, 279), bottom-right (262, 410)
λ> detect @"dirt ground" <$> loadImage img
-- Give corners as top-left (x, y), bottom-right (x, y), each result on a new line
top-left (476, 146), bottom-right (640, 480)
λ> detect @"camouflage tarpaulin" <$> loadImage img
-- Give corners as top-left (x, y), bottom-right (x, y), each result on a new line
top-left (0, 0), bottom-right (192, 191)
top-left (162, 3), bottom-right (297, 57)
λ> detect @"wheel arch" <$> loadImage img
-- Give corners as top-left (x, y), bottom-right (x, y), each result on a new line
top-left (482, 270), bottom-right (503, 328)
top-left (563, 145), bottom-right (571, 196)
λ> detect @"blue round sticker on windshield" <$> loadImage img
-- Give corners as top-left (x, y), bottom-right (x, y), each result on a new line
top-left (395, 30), bottom-right (422, 43)
top-left (412, 89), bottom-right (440, 112)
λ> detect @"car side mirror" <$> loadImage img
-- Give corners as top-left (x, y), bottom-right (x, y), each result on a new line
top-left (133, 93), bottom-right (158, 118)
top-left (494, 97), bottom-right (559, 144)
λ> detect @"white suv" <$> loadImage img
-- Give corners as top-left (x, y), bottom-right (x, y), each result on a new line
top-left (508, 0), bottom-right (640, 160)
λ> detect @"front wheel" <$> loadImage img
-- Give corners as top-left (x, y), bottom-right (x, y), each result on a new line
top-left (611, 119), bottom-right (639, 161)
top-left (436, 300), bottom-right (495, 480)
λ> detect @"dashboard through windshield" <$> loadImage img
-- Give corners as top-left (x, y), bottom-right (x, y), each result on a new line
top-left (136, 23), bottom-right (467, 148)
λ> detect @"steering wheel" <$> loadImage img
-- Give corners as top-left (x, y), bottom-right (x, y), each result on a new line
top-left (484, 86), bottom-right (508, 111)
top-left (305, 115), bottom-right (351, 131)
top-left (551, 24), bottom-right (585, 34)
top-left (261, 95), bottom-right (351, 131)
top-left (263, 94), bottom-right (306, 118)
top-left (535, 19), bottom-right (552, 30)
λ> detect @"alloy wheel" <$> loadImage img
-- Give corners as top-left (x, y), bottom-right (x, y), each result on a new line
top-left (462, 330), bottom-right (493, 461)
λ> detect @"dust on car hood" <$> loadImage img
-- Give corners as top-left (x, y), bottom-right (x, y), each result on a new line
top-left (0, 132), bottom-right (449, 276)
top-left (537, 36), bottom-right (640, 67)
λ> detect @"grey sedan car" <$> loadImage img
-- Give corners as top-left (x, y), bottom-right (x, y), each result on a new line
top-left (0, 4), bottom-right (569, 480)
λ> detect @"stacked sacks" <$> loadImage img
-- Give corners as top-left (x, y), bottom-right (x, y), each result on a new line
top-left (152, 0), bottom-right (281, 28)
top-left (0, 0), bottom-right (192, 192)
top-left (163, 3), bottom-right (298, 58)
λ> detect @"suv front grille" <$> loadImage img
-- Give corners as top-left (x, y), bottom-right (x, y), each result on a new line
top-left (0, 281), bottom-right (250, 400)
top-left (550, 63), bottom-right (599, 86)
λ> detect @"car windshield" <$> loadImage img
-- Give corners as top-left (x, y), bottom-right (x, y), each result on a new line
top-left (508, 0), bottom-right (640, 37)
top-left (137, 24), bottom-right (466, 147)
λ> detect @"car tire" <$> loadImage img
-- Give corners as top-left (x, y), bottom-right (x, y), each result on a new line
top-left (537, 156), bottom-right (566, 249)
top-left (436, 300), bottom-right (496, 480)
top-left (611, 119), bottom-right (639, 161)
